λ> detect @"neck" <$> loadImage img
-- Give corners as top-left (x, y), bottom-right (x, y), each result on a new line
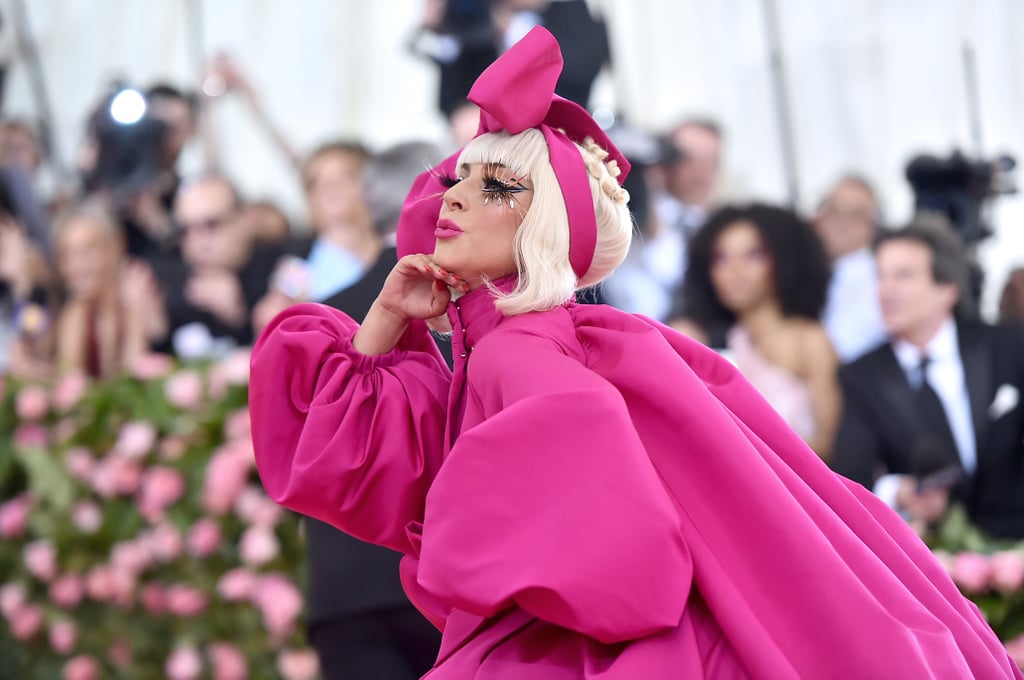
top-left (899, 316), bottom-right (950, 350)
top-left (737, 299), bottom-right (784, 340)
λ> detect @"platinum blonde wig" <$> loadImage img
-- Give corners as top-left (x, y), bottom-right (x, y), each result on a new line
top-left (457, 128), bottom-right (632, 315)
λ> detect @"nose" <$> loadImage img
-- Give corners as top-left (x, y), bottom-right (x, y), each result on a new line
top-left (442, 184), bottom-right (465, 212)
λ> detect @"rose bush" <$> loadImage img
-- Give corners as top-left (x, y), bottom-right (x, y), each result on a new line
top-left (0, 350), bottom-right (317, 678)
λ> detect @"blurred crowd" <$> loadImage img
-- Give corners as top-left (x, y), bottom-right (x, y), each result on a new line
top-left (0, 0), bottom-right (1022, 676)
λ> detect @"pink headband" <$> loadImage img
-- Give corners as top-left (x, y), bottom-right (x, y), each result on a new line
top-left (396, 26), bottom-right (631, 280)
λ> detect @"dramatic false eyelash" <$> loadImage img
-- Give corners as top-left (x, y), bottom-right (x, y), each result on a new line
top-left (434, 163), bottom-right (529, 207)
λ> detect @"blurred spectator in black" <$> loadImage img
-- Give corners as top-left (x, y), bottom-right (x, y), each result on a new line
top-left (157, 174), bottom-right (280, 359)
top-left (670, 204), bottom-right (839, 458)
top-left (832, 214), bottom-right (1024, 539)
top-left (238, 199), bottom-right (291, 246)
top-left (999, 267), bottom-right (1024, 324)
top-left (277, 140), bottom-right (444, 680)
top-left (412, 0), bottom-right (499, 118)
top-left (251, 142), bottom-right (373, 327)
top-left (52, 202), bottom-right (161, 379)
top-left (0, 214), bottom-right (50, 380)
top-left (633, 118), bottom-right (724, 320)
top-left (493, 0), bottom-right (609, 107)
top-left (0, 119), bottom-right (42, 177)
top-left (813, 175), bottom-right (887, 363)
top-left (79, 84), bottom-right (198, 262)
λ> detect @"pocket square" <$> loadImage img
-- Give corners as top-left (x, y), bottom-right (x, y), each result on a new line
top-left (988, 383), bottom-right (1020, 420)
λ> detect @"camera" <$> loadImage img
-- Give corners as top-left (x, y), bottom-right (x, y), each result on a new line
top-left (905, 151), bottom-right (1017, 245)
top-left (85, 83), bottom-right (168, 198)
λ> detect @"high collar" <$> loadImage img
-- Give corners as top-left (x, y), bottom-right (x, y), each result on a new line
top-left (446, 275), bottom-right (518, 360)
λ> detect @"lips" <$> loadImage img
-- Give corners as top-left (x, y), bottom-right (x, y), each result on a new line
top-left (435, 218), bottom-right (463, 239)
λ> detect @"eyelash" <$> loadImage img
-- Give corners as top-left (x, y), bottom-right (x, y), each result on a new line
top-left (439, 165), bottom-right (528, 207)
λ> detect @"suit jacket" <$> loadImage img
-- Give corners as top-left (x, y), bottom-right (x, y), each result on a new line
top-left (832, 320), bottom-right (1024, 538)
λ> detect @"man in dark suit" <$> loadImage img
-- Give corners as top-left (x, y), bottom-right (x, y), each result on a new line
top-left (832, 214), bottom-right (1024, 539)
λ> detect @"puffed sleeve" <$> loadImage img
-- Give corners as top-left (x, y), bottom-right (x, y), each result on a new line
top-left (415, 331), bottom-right (692, 644)
top-left (250, 303), bottom-right (451, 553)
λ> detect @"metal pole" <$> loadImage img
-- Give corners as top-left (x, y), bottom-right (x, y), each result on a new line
top-left (761, 0), bottom-right (800, 209)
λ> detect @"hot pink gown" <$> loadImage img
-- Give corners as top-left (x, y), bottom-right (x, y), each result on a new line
top-left (250, 280), bottom-right (1020, 679)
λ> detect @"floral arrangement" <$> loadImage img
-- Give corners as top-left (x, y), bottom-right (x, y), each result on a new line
top-left (0, 351), bottom-right (318, 680)
top-left (928, 505), bottom-right (1024, 668)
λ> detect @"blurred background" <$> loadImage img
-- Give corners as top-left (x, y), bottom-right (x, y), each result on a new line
top-left (0, 0), bottom-right (1020, 312)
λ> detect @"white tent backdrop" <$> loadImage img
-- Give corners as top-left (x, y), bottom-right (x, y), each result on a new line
top-left (0, 0), bottom-right (1021, 316)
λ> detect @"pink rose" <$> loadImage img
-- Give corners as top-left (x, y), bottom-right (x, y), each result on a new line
top-left (206, 364), bottom-right (228, 400)
top-left (49, 620), bottom-right (78, 654)
top-left (108, 566), bottom-right (136, 608)
top-left (146, 523), bottom-right (184, 562)
top-left (239, 526), bottom-right (280, 567)
top-left (71, 501), bottom-right (103, 534)
top-left (50, 573), bottom-right (85, 608)
top-left (203, 445), bottom-right (252, 515)
top-left (223, 409), bottom-right (251, 442)
top-left (165, 645), bottom-right (203, 680)
top-left (187, 518), bottom-right (222, 558)
top-left (989, 551), bottom-right (1024, 594)
top-left (130, 353), bottom-right (173, 380)
top-left (62, 654), bottom-right (100, 680)
top-left (0, 494), bottom-right (30, 537)
top-left (952, 552), bottom-right (992, 593)
top-left (85, 566), bottom-right (114, 602)
top-left (53, 371), bottom-right (88, 411)
top-left (221, 348), bottom-right (251, 385)
top-left (166, 584), bottom-right (208, 617)
top-left (0, 582), bottom-right (27, 617)
top-left (111, 540), bottom-right (151, 575)
top-left (141, 582), bottom-right (167, 614)
top-left (217, 568), bottom-right (256, 602)
top-left (65, 448), bottom-right (96, 482)
top-left (14, 424), bottom-right (47, 448)
top-left (107, 639), bottom-right (133, 667)
top-left (115, 421), bottom-right (157, 459)
top-left (90, 458), bottom-right (118, 498)
top-left (235, 486), bottom-right (283, 526)
top-left (24, 539), bottom-right (57, 582)
top-left (110, 457), bottom-right (144, 495)
top-left (15, 384), bottom-right (49, 420)
top-left (208, 642), bottom-right (248, 680)
top-left (276, 649), bottom-right (320, 680)
top-left (165, 370), bottom-right (204, 409)
top-left (159, 436), bottom-right (188, 461)
top-left (139, 467), bottom-right (186, 522)
top-left (253, 573), bottom-right (303, 638)
top-left (1005, 633), bottom-right (1024, 671)
top-left (9, 603), bottom-right (43, 639)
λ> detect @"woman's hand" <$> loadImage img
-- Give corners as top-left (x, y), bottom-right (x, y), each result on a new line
top-left (354, 254), bottom-right (466, 356)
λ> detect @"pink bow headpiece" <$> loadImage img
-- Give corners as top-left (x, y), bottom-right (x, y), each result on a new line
top-left (396, 26), bottom-right (631, 279)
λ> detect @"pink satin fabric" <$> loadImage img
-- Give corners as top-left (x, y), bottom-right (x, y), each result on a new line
top-left (250, 283), bottom-right (1021, 678)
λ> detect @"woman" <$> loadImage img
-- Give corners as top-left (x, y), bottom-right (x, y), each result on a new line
top-left (54, 203), bottom-right (162, 378)
top-left (671, 204), bottom-right (839, 458)
top-left (250, 28), bottom-right (1019, 679)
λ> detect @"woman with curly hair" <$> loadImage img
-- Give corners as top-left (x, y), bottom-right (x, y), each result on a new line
top-left (672, 204), bottom-right (840, 458)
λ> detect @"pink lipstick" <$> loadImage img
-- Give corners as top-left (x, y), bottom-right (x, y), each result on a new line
top-left (435, 218), bottom-right (463, 239)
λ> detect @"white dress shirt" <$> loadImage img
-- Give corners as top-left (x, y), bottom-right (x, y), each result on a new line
top-left (823, 248), bottom-right (887, 363)
top-left (874, 318), bottom-right (977, 506)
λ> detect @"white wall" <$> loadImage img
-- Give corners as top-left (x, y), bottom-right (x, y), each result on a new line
top-left (1, 0), bottom-right (1021, 315)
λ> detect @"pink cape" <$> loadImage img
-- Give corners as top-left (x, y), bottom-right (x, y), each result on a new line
top-left (250, 285), bottom-right (1020, 678)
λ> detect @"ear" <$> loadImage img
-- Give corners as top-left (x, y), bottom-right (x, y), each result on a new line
top-left (938, 281), bottom-right (959, 313)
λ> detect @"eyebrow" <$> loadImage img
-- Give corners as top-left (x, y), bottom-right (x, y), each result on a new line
top-left (460, 162), bottom-right (509, 174)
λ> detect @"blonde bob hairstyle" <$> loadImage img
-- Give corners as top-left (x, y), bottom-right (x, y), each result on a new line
top-left (456, 128), bottom-right (632, 315)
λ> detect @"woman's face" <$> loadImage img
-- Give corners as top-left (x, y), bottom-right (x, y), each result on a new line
top-left (304, 151), bottom-right (367, 231)
top-left (709, 220), bottom-right (774, 314)
top-left (58, 216), bottom-right (121, 300)
top-left (433, 161), bottom-right (533, 287)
